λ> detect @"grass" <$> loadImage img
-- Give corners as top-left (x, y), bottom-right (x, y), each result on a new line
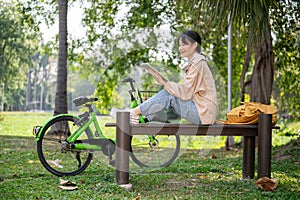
top-left (0, 112), bottom-right (299, 199)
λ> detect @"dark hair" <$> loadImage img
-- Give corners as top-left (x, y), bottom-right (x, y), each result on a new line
top-left (178, 30), bottom-right (201, 53)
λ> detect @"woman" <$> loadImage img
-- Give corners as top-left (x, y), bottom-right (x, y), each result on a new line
top-left (130, 30), bottom-right (218, 125)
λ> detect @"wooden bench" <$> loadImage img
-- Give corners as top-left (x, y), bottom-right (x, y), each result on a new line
top-left (105, 112), bottom-right (279, 186)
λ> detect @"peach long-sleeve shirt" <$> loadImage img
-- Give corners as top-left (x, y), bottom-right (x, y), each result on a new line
top-left (164, 54), bottom-right (218, 124)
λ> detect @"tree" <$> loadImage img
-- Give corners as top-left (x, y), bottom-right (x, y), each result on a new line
top-left (0, 1), bottom-right (39, 111)
top-left (54, 0), bottom-right (68, 115)
top-left (271, 0), bottom-right (300, 118)
top-left (192, 0), bottom-right (277, 105)
top-left (16, 0), bottom-right (296, 117)
top-left (25, 52), bottom-right (51, 111)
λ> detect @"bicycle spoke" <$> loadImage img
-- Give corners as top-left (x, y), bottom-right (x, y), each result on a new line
top-left (37, 116), bottom-right (93, 176)
top-left (130, 135), bottom-right (180, 167)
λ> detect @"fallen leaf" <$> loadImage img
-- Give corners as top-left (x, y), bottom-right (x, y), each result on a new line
top-left (210, 154), bottom-right (217, 159)
top-left (256, 177), bottom-right (278, 192)
top-left (60, 179), bottom-right (76, 186)
top-left (59, 179), bottom-right (78, 191)
top-left (199, 175), bottom-right (207, 179)
top-left (96, 182), bottom-right (102, 187)
top-left (132, 193), bottom-right (141, 200)
top-left (59, 185), bottom-right (78, 191)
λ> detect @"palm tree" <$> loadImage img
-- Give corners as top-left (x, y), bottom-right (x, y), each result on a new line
top-left (198, 0), bottom-right (277, 104)
top-left (54, 0), bottom-right (68, 115)
top-left (178, 0), bottom-right (277, 149)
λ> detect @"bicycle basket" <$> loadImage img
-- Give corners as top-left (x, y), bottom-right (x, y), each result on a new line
top-left (139, 90), bottom-right (158, 101)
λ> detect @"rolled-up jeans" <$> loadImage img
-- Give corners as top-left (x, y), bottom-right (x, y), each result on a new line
top-left (139, 89), bottom-right (201, 125)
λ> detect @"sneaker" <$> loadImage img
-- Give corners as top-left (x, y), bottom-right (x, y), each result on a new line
top-left (109, 108), bottom-right (121, 119)
top-left (129, 109), bottom-right (140, 124)
top-left (110, 108), bottom-right (139, 124)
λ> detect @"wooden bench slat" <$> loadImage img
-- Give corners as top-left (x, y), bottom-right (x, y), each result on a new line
top-left (105, 123), bottom-right (278, 136)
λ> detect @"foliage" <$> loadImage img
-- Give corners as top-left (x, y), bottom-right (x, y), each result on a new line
top-left (4, 0), bottom-right (299, 118)
top-left (189, 0), bottom-right (277, 104)
top-left (78, 0), bottom-right (180, 113)
top-left (274, 115), bottom-right (300, 137)
top-left (0, 1), bottom-right (40, 110)
top-left (79, 0), bottom-right (282, 113)
top-left (271, 0), bottom-right (300, 117)
top-left (176, 0), bottom-right (297, 117)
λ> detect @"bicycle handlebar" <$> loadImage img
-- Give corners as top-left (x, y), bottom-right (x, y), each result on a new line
top-left (121, 77), bottom-right (144, 104)
top-left (121, 77), bottom-right (135, 92)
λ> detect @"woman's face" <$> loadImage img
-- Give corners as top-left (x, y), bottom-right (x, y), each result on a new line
top-left (178, 38), bottom-right (197, 60)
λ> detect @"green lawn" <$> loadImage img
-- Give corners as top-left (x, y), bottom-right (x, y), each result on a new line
top-left (0, 112), bottom-right (299, 199)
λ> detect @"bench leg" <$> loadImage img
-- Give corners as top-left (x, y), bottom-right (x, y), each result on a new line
top-left (242, 136), bottom-right (255, 179)
top-left (258, 114), bottom-right (272, 178)
top-left (116, 112), bottom-right (131, 185)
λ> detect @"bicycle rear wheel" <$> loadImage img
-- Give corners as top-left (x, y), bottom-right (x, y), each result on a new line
top-left (130, 134), bottom-right (180, 167)
top-left (37, 116), bottom-right (93, 176)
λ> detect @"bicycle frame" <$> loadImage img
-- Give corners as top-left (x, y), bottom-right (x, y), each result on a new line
top-left (35, 80), bottom-right (179, 174)
top-left (34, 113), bottom-right (82, 141)
top-left (34, 77), bottom-right (157, 156)
top-left (126, 80), bottom-right (157, 146)
top-left (34, 107), bottom-right (114, 151)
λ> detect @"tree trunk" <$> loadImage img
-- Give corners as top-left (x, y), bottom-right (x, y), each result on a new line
top-left (40, 66), bottom-right (45, 110)
top-left (25, 71), bottom-right (31, 110)
top-left (54, 0), bottom-right (68, 115)
top-left (33, 69), bottom-right (37, 110)
top-left (250, 23), bottom-right (274, 104)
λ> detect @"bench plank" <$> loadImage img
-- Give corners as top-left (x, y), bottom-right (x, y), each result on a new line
top-left (106, 123), bottom-right (259, 136)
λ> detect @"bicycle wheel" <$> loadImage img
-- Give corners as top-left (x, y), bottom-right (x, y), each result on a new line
top-left (37, 116), bottom-right (93, 176)
top-left (130, 134), bottom-right (180, 167)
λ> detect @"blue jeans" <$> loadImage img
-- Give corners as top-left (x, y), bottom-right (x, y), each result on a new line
top-left (140, 89), bottom-right (201, 125)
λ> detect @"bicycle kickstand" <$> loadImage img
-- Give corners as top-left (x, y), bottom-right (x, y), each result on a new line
top-left (108, 150), bottom-right (115, 167)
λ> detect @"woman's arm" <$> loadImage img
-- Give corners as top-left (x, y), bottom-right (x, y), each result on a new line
top-left (164, 60), bottom-right (206, 100)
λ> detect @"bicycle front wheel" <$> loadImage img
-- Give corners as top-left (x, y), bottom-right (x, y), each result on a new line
top-left (37, 116), bottom-right (93, 176)
top-left (130, 134), bottom-right (180, 167)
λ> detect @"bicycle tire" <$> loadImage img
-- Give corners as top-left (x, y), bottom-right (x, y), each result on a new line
top-left (130, 134), bottom-right (180, 168)
top-left (37, 116), bottom-right (93, 176)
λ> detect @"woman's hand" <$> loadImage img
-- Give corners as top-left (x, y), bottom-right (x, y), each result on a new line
top-left (141, 63), bottom-right (168, 85)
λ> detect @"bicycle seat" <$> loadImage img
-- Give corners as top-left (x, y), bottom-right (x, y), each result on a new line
top-left (73, 96), bottom-right (98, 106)
top-left (121, 77), bottom-right (135, 82)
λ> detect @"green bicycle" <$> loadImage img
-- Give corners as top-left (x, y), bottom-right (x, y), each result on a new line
top-left (33, 77), bottom-right (180, 176)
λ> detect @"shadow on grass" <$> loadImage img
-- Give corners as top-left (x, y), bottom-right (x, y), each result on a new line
top-left (0, 135), bottom-right (299, 199)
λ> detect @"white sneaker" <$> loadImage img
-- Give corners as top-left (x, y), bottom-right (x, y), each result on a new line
top-left (110, 108), bottom-right (139, 124)
top-left (109, 108), bottom-right (122, 119)
top-left (129, 109), bottom-right (140, 124)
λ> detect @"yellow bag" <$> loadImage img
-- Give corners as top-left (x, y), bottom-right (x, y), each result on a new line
top-left (220, 102), bottom-right (277, 125)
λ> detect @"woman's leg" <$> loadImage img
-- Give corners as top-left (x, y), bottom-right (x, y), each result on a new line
top-left (137, 89), bottom-right (201, 124)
